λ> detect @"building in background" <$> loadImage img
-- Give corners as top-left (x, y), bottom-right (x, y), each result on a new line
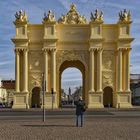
top-left (1, 80), bottom-right (15, 106)
top-left (0, 79), bottom-right (7, 104)
top-left (130, 74), bottom-right (140, 105)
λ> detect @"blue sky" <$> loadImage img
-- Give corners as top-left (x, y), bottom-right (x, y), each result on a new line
top-left (0, 0), bottom-right (140, 92)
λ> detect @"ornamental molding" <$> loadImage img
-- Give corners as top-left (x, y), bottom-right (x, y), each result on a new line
top-left (56, 50), bottom-right (89, 72)
top-left (58, 4), bottom-right (87, 24)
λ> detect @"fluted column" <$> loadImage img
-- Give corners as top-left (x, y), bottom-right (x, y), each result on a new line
top-left (23, 49), bottom-right (28, 92)
top-left (117, 48), bottom-right (122, 92)
top-left (125, 48), bottom-right (131, 91)
top-left (51, 48), bottom-right (56, 92)
top-left (97, 48), bottom-right (103, 92)
top-left (44, 49), bottom-right (49, 92)
top-left (15, 49), bottom-right (20, 92)
top-left (89, 48), bottom-right (95, 92)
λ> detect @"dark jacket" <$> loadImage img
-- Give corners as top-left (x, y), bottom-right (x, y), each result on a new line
top-left (75, 99), bottom-right (85, 115)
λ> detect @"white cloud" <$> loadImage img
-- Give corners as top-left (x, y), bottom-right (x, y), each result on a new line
top-left (0, 60), bottom-right (13, 66)
top-left (57, 0), bottom-right (71, 10)
top-left (104, 1), bottom-right (134, 10)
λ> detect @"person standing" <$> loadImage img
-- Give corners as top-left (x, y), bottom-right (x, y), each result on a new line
top-left (75, 97), bottom-right (86, 127)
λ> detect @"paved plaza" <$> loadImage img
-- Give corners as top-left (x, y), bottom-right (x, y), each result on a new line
top-left (0, 110), bottom-right (140, 140)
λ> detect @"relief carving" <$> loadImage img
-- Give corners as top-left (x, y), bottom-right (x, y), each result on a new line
top-left (56, 50), bottom-right (88, 71)
top-left (102, 51), bottom-right (114, 71)
top-left (30, 72), bottom-right (42, 88)
top-left (102, 51), bottom-right (114, 88)
top-left (29, 51), bottom-right (42, 71)
top-left (103, 71), bottom-right (114, 88)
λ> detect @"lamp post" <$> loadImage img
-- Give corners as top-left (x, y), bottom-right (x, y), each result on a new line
top-left (42, 73), bottom-right (46, 122)
top-left (51, 88), bottom-right (54, 110)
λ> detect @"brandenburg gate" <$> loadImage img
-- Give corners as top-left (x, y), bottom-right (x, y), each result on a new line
top-left (12, 4), bottom-right (134, 109)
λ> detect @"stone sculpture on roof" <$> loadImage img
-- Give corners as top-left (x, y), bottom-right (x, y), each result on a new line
top-left (58, 3), bottom-right (87, 24)
top-left (14, 10), bottom-right (28, 23)
top-left (118, 9), bottom-right (131, 22)
top-left (90, 9), bottom-right (103, 22)
top-left (43, 10), bottom-right (55, 23)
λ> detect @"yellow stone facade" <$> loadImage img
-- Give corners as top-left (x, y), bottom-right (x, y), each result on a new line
top-left (12, 5), bottom-right (134, 109)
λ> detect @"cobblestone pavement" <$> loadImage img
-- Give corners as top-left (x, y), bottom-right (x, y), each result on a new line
top-left (0, 117), bottom-right (140, 140)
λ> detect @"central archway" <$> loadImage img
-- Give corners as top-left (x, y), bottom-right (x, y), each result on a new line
top-left (58, 60), bottom-right (86, 107)
top-left (61, 68), bottom-right (82, 107)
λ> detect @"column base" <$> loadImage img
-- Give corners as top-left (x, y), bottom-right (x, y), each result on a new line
top-left (88, 91), bottom-right (104, 108)
top-left (12, 92), bottom-right (29, 109)
top-left (113, 91), bottom-right (132, 108)
top-left (41, 92), bottom-right (58, 109)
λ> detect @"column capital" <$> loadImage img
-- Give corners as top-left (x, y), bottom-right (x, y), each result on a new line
top-left (14, 48), bottom-right (22, 54)
top-left (42, 47), bottom-right (57, 52)
top-left (89, 47), bottom-right (97, 52)
top-left (126, 48), bottom-right (132, 52)
top-left (22, 48), bottom-right (28, 52)
top-left (42, 47), bottom-right (50, 52)
top-left (96, 47), bottom-right (103, 52)
top-left (50, 47), bottom-right (57, 52)
top-left (89, 47), bottom-right (103, 52)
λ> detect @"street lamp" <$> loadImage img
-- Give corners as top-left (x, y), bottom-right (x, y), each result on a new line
top-left (51, 88), bottom-right (54, 110)
top-left (42, 73), bottom-right (46, 122)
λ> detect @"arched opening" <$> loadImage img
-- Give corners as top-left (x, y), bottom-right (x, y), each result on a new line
top-left (59, 60), bottom-right (85, 108)
top-left (61, 68), bottom-right (82, 107)
top-left (103, 86), bottom-right (113, 107)
top-left (32, 87), bottom-right (41, 108)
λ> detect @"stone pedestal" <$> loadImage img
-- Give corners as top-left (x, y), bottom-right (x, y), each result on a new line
top-left (12, 92), bottom-right (29, 109)
top-left (41, 92), bottom-right (58, 109)
top-left (114, 92), bottom-right (132, 108)
top-left (88, 92), bottom-right (104, 108)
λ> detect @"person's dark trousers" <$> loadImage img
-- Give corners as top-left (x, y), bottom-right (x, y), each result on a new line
top-left (76, 114), bottom-right (83, 127)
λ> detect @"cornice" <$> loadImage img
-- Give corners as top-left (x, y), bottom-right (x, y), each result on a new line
top-left (117, 37), bottom-right (134, 43)
top-left (89, 38), bottom-right (104, 42)
top-left (11, 38), bottom-right (29, 44)
top-left (58, 40), bottom-right (89, 44)
top-left (43, 38), bottom-right (58, 42)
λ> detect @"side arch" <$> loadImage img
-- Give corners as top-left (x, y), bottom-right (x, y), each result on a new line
top-left (103, 86), bottom-right (113, 107)
top-left (31, 87), bottom-right (41, 108)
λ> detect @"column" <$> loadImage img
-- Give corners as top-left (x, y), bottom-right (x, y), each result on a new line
top-left (97, 48), bottom-right (102, 92)
top-left (117, 49), bottom-right (122, 92)
top-left (44, 49), bottom-right (49, 92)
top-left (125, 48), bottom-right (131, 91)
top-left (23, 49), bottom-right (28, 92)
top-left (51, 48), bottom-right (56, 92)
top-left (89, 48), bottom-right (95, 92)
top-left (15, 49), bottom-right (20, 92)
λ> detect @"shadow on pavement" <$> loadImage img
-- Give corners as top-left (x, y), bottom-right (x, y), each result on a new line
top-left (22, 124), bottom-right (76, 127)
